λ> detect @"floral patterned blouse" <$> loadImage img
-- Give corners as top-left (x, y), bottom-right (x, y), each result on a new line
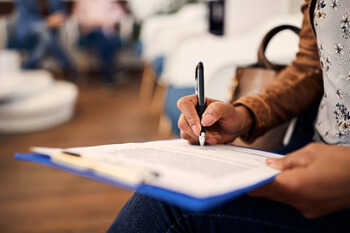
top-left (314, 0), bottom-right (350, 145)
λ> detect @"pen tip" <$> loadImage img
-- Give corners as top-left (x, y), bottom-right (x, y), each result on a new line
top-left (199, 133), bottom-right (205, 147)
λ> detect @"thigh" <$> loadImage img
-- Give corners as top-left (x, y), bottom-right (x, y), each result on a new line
top-left (107, 192), bottom-right (186, 233)
top-left (107, 192), bottom-right (350, 233)
top-left (182, 196), bottom-right (350, 233)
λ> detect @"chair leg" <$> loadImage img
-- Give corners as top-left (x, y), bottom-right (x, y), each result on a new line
top-left (155, 86), bottom-right (174, 138)
top-left (139, 62), bottom-right (156, 106)
top-left (158, 113), bottom-right (173, 138)
top-left (151, 82), bottom-right (167, 113)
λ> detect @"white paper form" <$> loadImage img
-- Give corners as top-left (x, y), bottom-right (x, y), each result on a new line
top-left (62, 139), bottom-right (283, 198)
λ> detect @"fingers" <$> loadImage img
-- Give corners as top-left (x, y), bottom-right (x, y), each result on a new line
top-left (177, 95), bottom-right (201, 136)
top-left (249, 174), bottom-right (329, 219)
top-left (267, 144), bottom-right (317, 171)
top-left (178, 113), bottom-right (223, 145)
top-left (178, 114), bottom-right (198, 144)
top-left (276, 155), bottom-right (313, 170)
top-left (177, 95), bottom-right (232, 144)
top-left (177, 95), bottom-right (223, 133)
top-left (201, 101), bottom-right (228, 127)
top-left (249, 169), bottom-right (306, 202)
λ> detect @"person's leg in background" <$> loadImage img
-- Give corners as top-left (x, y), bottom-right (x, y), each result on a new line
top-left (107, 192), bottom-right (350, 233)
top-left (84, 29), bottom-right (120, 87)
top-left (20, 23), bottom-right (78, 82)
top-left (99, 32), bottom-right (121, 87)
top-left (21, 23), bottom-right (51, 69)
top-left (48, 28), bottom-right (77, 81)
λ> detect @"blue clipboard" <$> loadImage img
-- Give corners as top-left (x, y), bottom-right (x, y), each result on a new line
top-left (15, 152), bottom-right (276, 212)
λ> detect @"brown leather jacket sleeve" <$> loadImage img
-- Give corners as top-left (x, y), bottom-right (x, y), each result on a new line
top-left (233, 0), bottom-right (323, 142)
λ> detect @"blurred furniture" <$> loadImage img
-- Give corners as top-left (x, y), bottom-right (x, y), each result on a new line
top-left (0, 50), bottom-right (78, 134)
top-left (137, 2), bottom-right (208, 108)
top-left (0, 17), bottom-right (8, 50)
top-left (128, 0), bottom-right (188, 22)
top-left (0, 79), bottom-right (78, 134)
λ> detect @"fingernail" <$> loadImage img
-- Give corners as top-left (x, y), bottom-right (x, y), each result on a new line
top-left (266, 158), bottom-right (278, 167)
top-left (201, 114), bottom-right (214, 126)
top-left (192, 125), bottom-right (200, 136)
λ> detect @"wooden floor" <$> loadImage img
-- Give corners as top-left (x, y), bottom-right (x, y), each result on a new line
top-left (0, 71), bottom-right (174, 233)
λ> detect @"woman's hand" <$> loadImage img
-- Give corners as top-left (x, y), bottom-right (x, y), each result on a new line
top-left (250, 143), bottom-right (350, 219)
top-left (177, 94), bottom-right (253, 145)
top-left (47, 13), bottom-right (66, 28)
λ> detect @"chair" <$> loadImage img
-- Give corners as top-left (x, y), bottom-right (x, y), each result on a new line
top-left (0, 50), bottom-right (22, 76)
top-left (0, 17), bottom-right (8, 50)
top-left (0, 70), bottom-right (78, 134)
top-left (0, 80), bottom-right (78, 134)
top-left (137, 2), bottom-right (208, 108)
top-left (0, 20), bottom-right (79, 134)
top-left (128, 0), bottom-right (187, 22)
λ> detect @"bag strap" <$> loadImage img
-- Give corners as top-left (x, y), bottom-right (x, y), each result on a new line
top-left (257, 25), bottom-right (300, 70)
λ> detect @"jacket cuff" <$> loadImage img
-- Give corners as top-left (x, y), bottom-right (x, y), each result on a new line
top-left (233, 96), bottom-right (270, 143)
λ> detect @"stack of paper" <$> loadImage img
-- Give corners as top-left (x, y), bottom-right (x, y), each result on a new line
top-left (16, 139), bottom-right (283, 211)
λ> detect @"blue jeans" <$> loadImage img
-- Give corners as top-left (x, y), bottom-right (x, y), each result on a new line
top-left (79, 29), bottom-right (122, 84)
top-left (107, 192), bottom-right (350, 233)
top-left (19, 23), bottom-right (74, 71)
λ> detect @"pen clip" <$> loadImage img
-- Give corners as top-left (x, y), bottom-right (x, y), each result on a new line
top-left (195, 65), bottom-right (199, 95)
top-left (195, 62), bottom-right (205, 106)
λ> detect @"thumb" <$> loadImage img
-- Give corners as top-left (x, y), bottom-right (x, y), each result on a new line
top-left (266, 150), bottom-right (315, 171)
top-left (201, 101), bottom-right (228, 127)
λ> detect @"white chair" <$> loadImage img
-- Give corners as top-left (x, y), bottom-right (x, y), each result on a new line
top-left (128, 0), bottom-right (187, 23)
top-left (140, 2), bottom-right (208, 62)
top-left (0, 69), bottom-right (53, 101)
top-left (0, 50), bottom-right (22, 75)
top-left (0, 78), bottom-right (78, 134)
top-left (138, 2), bottom-right (209, 107)
top-left (0, 67), bottom-right (78, 134)
top-left (0, 17), bottom-right (79, 135)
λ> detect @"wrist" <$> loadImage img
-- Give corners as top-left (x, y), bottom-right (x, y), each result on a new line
top-left (235, 105), bottom-right (255, 136)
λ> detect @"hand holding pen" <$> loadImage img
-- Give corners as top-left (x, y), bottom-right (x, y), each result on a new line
top-left (177, 63), bottom-right (254, 145)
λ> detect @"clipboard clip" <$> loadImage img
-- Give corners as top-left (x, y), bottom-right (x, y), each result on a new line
top-left (61, 151), bottom-right (159, 185)
top-left (31, 147), bottom-right (160, 186)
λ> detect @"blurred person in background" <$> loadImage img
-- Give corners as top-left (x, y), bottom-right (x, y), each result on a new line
top-left (72, 0), bottom-right (127, 88)
top-left (14, 0), bottom-right (76, 80)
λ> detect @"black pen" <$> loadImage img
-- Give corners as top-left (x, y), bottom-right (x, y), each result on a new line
top-left (195, 62), bottom-right (206, 147)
